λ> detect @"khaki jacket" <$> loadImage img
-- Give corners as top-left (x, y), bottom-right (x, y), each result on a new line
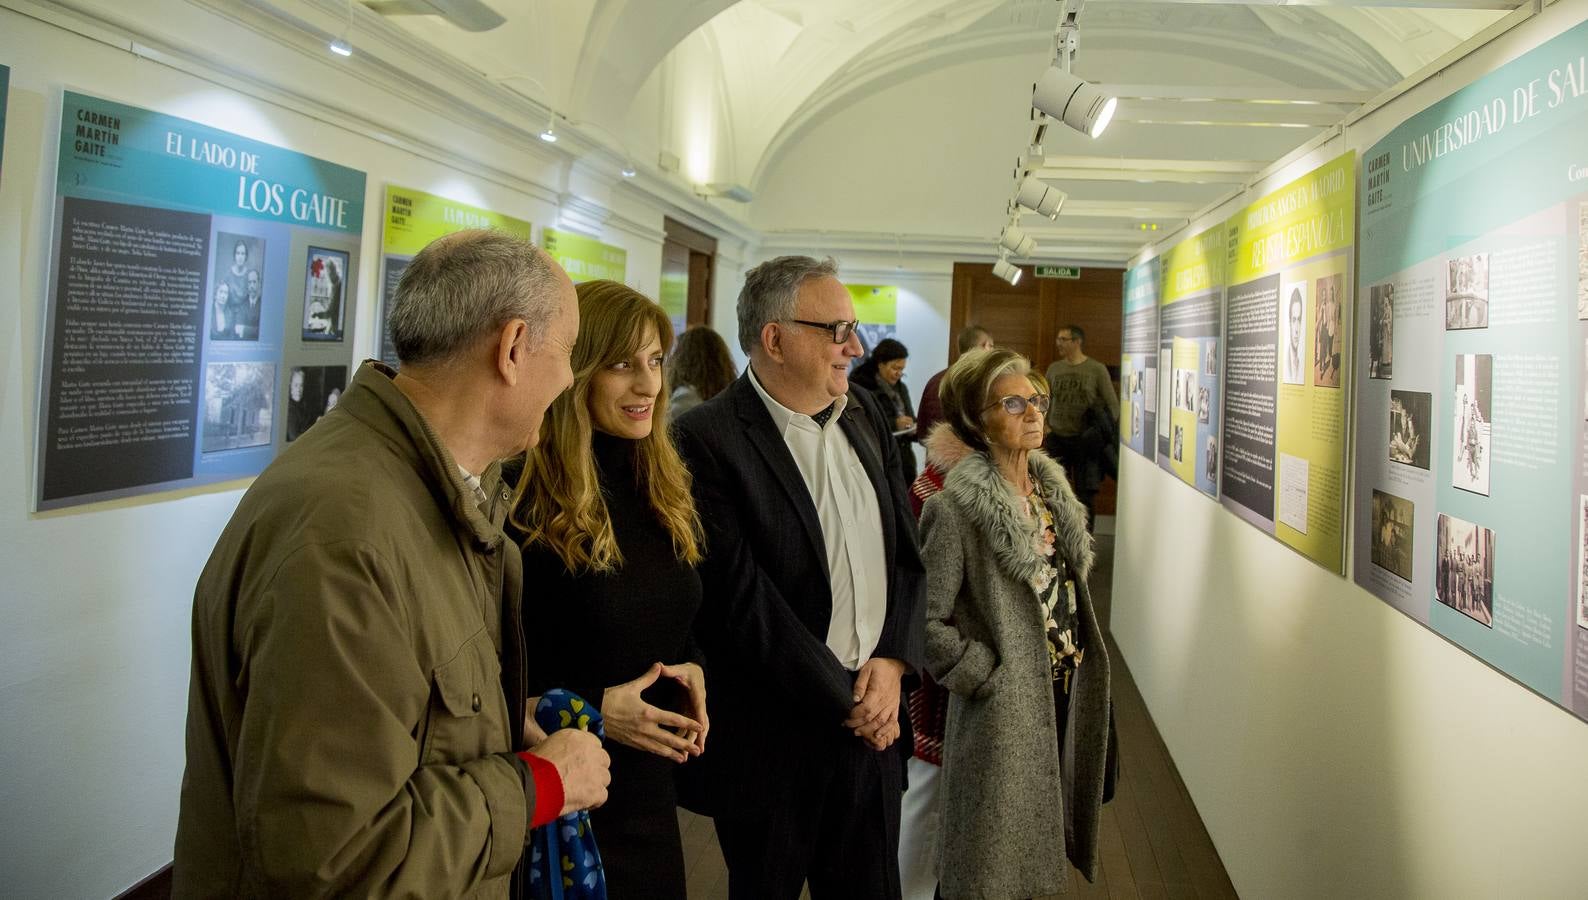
top-left (174, 361), bottom-right (531, 899)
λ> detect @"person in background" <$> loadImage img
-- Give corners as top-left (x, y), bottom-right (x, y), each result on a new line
top-left (173, 230), bottom-right (610, 898)
top-left (921, 347), bottom-right (1112, 900)
top-left (1044, 324), bottom-right (1118, 528)
top-left (914, 325), bottom-right (992, 440)
top-left (672, 255), bottom-right (926, 899)
top-left (850, 337), bottom-right (918, 484)
top-left (509, 279), bottom-right (709, 900)
top-left (666, 324), bottom-right (737, 423)
top-left (897, 362), bottom-right (1047, 900)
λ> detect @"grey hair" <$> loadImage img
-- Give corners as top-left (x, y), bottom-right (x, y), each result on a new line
top-left (940, 348), bottom-right (1032, 453)
top-left (736, 255), bottom-right (839, 354)
top-left (388, 229), bottom-right (563, 367)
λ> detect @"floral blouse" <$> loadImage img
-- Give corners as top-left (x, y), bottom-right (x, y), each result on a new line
top-left (1027, 485), bottom-right (1083, 691)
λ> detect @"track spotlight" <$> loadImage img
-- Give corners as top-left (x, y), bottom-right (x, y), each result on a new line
top-left (1032, 67), bottom-right (1117, 139)
top-left (538, 122), bottom-right (558, 143)
top-left (328, 37), bottom-right (352, 56)
top-left (620, 163), bottom-right (637, 178)
top-left (993, 257), bottom-right (1023, 286)
top-left (999, 224), bottom-right (1036, 258)
top-left (1015, 176), bottom-right (1066, 219)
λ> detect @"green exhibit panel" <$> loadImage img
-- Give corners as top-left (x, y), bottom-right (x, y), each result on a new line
top-left (1120, 257), bottom-right (1159, 462)
top-left (543, 226), bottom-right (626, 284)
top-left (1352, 20), bottom-right (1588, 722)
top-left (1157, 226), bottom-right (1224, 497)
top-left (848, 283), bottom-right (899, 351)
top-left (376, 184), bottom-right (532, 366)
top-left (1219, 152), bottom-right (1355, 574)
top-left (35, 91), bottom-right (365, 511)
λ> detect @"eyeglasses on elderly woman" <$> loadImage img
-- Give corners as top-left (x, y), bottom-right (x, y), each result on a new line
top-left (983, 393), bottom-right (1050, 416)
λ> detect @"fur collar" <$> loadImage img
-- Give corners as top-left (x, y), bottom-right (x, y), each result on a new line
top-left (922, 423), bottom-right (976, 474)
top-left (942, 447), bottom-right (1095, 584)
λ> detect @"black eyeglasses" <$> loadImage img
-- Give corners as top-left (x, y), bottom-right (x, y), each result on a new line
top-left (787, 318), bottom-right (859, 344)
top-left (984, 393), bottom-right (1050, 416)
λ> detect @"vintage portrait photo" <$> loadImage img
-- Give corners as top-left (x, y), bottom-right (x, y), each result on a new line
top-left (1197, 386), bottom-right (1211, 424)
top-left (1172, 424), bottom-right (1185, 463)
top-left (1436, 512), bottom-right (1494, 628)
top-left (1578, 205), bottom-right (1587, 319)
top-left (1205, 437), bottom-right (1217, 484)
top-left (1578, 495), bottom-right (1588, 631)
top-left (202, 362), bottom-right (275, 452)
top-left (1204, 340), bottom-right (1218, 376)
top-left (1370, 490), bottom-right (1414, 582)
top-left (302, 247), bottom-right (349, 342)
top-left (1452, 354), bottom-right (1492, 496)
top-left (1281, 281), bottom-right (1307, 385)
top-left (1388, 390), bottom-right (1431, 470)
top-left (210, 232), bottom-right (266, 342)
top-left (285, 365), bottom-right (348, 443)
top-left (1312, 273), bottom-right (1343, 388)
top-left (1368, 282), bottom-right (1394, 380)
top-left (1445, 252), bottom-right (1489, 330)
top-left (1172, 368), bottom-right (1196, 412)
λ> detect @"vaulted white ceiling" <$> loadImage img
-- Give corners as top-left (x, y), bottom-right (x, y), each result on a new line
top-left (347, 0), bottom-right (1514, 259)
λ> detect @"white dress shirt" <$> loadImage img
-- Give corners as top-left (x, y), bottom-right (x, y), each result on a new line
top-left (748, 365), bottom-right (889, 670)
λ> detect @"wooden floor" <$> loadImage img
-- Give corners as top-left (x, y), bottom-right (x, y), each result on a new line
top-left (678, 535), bottom-right (1240, 900)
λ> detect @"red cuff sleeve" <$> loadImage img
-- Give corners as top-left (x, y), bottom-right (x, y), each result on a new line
top-left (519, 751), bottom-right (565, 829)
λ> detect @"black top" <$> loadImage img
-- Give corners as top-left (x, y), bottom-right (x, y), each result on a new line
top-left (515, 431), bottom-right (702, 899)
top-left (519, 431), bottom-right (703, 708)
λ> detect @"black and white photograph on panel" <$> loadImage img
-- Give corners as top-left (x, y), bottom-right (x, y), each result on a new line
top-left (1445, 252), bottom-right (1490, 330)
top-left (1312, 272), bottom-right (1343, 388)
top-left (1578, 495), bottom-right (1588, 631)
top-left (1370, 489), bottom-right (1415, 582)
top-left (1205, 437), bottom-right (1217, 484)
top-left (201, 362), bottom-right (275, 452)
top-left (1388, 389), bottom-right (1432, 470)
top-left (1452, 354), bottom-right (1492, 496)
top-left (211, 232), bottom-right (266, 342)
top-left (1369, 282), bottom-right (1394, 380)
top-left (1281, 281), bottom-right (1307, 385)
top-left (302, 247), bottom-right (348, 342)
top-left (1204, 340), bottom-right (1218, 376)
top-left (1578, 204), bottom-right (1588, 319)
top-left (285, 365), bottom-right (348, 443)
top-left (1172, 368), bottom-right (1196, 412)
top-left (1435, 512), bottom-right (1494, 628)
top-left (1172, 424), bottom-right (1184, 463)
top-left (1197, 386), bottom-right (1210, 424)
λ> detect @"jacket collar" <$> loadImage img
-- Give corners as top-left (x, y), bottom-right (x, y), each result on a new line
top-left (922, 423), bottom-right (976, 474)
top-left (941, 447), bottom-right (1094, 583)
top-left (339, 360), bottom-right (506, 549)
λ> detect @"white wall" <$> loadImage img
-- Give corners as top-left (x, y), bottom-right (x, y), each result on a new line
top-left (1112, 3), bottom-right (1588, 896)
top-left (0, 6), bottom-right (737, 896)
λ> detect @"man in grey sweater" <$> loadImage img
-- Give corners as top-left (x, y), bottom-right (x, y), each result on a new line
top-left (1043, 324), bottom-right (1118, 527)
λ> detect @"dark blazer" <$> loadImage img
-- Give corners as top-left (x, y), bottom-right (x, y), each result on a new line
top-left (671, 371), bottom-right (927, 817)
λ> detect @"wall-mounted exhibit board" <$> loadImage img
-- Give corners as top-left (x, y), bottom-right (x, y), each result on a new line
top-left (543, 226), bottom-right (627, 284)
top-left (35, 91), bottom-right (364, 511)
top-left (1352, 20), bottom-right (1588, 722)
top-left (1157, 227), bottom-right (1223, 496)
top-left (848, 283), bottom-right (899, 351)
top-left (376, 185), bottom-right (532, 366)
top-left (1219, 153), bottom-right (1354, 573)
top-left (1120, 257), bottom-right (1159, 461)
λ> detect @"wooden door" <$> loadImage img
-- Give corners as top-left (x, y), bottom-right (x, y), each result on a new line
top-left (949, 262), bottom-right (1124, 516)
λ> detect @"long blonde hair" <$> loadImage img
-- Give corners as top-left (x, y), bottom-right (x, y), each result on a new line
top-left (510, 280), bottom-right (703, 572)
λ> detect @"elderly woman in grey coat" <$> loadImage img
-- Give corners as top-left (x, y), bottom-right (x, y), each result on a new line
top-left (919, 348), bottom-right (1112, 900)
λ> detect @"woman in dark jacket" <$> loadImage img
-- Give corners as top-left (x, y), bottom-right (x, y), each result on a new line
top-left (850, 337), bottom-right (918, 483)
top-left (509, 280), bottom-right (709, 900)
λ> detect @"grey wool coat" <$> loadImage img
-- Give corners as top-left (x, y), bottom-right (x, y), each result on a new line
top-left (920, 446), bottom-right (1111, 900)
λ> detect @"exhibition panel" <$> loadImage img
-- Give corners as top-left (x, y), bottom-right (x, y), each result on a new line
top-left (1120, 257), bottom-right (1159, 462)
top-left (1157, 226), bottom-right (1224, 497)
top-left (1219, 153), bottom-right (1355, 574)
top-left (542, 226), bottom-right (627, 284)
top-left (1353, 19), bottom-right (1588, 722)
top-left (35, 91), bottom-right (365, 511)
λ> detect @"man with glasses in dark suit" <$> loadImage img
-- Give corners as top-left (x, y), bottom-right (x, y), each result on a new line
top-left (673, 255), bottom-right (926, 899)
